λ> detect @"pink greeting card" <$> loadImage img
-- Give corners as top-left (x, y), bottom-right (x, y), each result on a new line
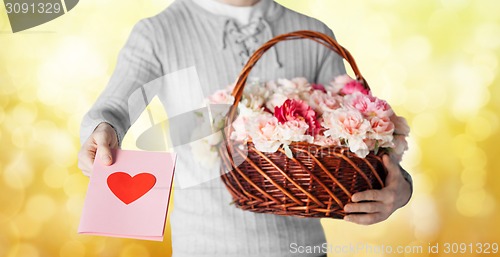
top-left (78, 149), bottom-right (176, 241)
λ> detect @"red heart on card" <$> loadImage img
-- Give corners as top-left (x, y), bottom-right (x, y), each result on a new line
top-left (107, 172), bottom-right (156, 205)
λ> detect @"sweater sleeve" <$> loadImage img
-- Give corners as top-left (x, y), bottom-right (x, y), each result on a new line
top-left (315, 27), bottom-right (346, 85)
top-left (79, 19), bottom-right (163, 145)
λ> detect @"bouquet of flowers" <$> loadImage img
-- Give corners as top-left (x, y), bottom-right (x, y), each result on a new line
top-left (192, 75), bottom-right (409, 169)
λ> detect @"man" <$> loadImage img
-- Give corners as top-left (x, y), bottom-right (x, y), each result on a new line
top-left (78, 0), bottom-right (412, 256)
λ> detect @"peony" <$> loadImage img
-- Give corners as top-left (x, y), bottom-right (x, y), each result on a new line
top-left (345, 93), bottom-right (393, 118)
top-left (274, 99), bottom-right (320, 136)
top-left (322, 107), bottom-right (372, 157)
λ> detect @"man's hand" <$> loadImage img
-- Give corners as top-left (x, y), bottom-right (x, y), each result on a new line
top-left (77, 122), bottom-right (119, 176)
top-left (343, 155), bottom-right (411, 225)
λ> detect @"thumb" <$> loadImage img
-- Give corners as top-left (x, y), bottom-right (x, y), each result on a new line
top-left (95, 133), bottom-right (114, 165)
top-left (97, 143), bottom-right (113, 166)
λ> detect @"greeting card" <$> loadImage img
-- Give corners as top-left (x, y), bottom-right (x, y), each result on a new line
top-left (78, 149), bottom-right (176, 241)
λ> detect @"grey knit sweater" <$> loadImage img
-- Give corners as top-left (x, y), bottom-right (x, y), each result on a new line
top-left (80, 0), bottom-right (346, 256)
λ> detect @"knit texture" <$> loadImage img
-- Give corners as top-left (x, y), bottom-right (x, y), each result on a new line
top-left (80, 0), bottom-right (346, 256)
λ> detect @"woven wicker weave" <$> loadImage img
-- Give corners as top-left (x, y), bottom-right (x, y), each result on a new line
top-left (219, 30), bottom-right (387, 218)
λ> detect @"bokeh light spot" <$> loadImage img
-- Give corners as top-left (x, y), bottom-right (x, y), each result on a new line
top-left (43, 164), bottom-right (68, 189)
top-left (461, 167), bottom-right (486, 188)
top-left (120, 243), bottom-right (150, 257)
top-left (466, 115), bottom-right (495, 141)
top-left (60, 241), bottom-right (86, 257)
top-left (411, 113), bottom-right (438, 138)
top-left (3, 153), bottom-right (34, 190)
top-left (450, 62), bottom-right (491, 120)
top-left (9, 243), bottom-right (39, 257)
top-left (66, 194), bottom-right (86, 218)
top-left (400, 35), bottom-right (432, 63)
top-left (411, 193), bottom-right (440, 241)
top-left (456, 186), bottom-right (493, 217)
top-left (12, 213), bottom-right (41, 239)
top-left (459, 145), bottom-right (487, 170)
top-left (63, 174), bottom-right (88, 197)
top-left (26, 194), bottom-right (57, 222)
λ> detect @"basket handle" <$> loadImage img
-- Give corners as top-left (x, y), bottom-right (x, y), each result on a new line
top-left (226, 30), bottom-right (368, 126)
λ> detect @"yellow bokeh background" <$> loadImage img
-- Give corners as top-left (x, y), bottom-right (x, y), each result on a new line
top-left (1, 0), bottom-right (499, 256)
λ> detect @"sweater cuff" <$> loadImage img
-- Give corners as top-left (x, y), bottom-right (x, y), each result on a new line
top-left (399, 165), bottom-right (413, 207)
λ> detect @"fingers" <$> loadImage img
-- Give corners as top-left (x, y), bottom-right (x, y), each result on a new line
top-left (77, 141), bottom-right (96, 177)
top-left (93, 123), bottom-right (118, 166)
top-left (352, 189), bottom-right (385, 202)
top-left (77, 123), bottom-right (118, 176)
top-left (343, 155), bottom-right (409, 225)
top-left (96, 141), bottom-right (113, 166)
top-left (344, 202), bottom-right (385, 214)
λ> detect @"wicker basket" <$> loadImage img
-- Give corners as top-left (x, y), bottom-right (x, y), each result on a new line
top-left (219, 30), bottom-right (387, 219)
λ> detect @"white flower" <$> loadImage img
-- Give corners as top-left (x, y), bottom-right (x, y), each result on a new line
top-left (248, 115), bottom-right (282, 152)
top-left (278, 120), bottom-right (313, 145)
top-left (191, 137), bottom-right (222, 169)
top-left (329, 74), bottom-right (354, 94)
top-left (313, 134), bottom-right (340, 147)
top-left (307, 90), bottom-right (341, 114)
top-left (209, 89), bottom-right (234, 104)
top-left (265, 93), bottom-right (288, 112)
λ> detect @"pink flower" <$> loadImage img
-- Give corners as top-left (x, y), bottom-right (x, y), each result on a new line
top-left (230, 115), bottom-right (250, 142)
top-left (341, 80), bottom-right (370, 95)
top-left (265, 93), bottom-right (288, 111)
top-left (311, 83), bottom-right (327, 93)
top-left (249, 116), bottom-right (282, 152)
top-left (322, 107), bottom-right (372, 158)
top-left (279, 120), bottom-right (313, 144)
top-left (369, 116), bottom-right (395, 147)
top-left (331, 74), bottom-right (370, 95)
top-left (307, 90), bottom-right (341, 114)
top-left (313, 134), bottom-right (340, 147)
top-left (346, 93), bottom-right (393, 118)
top-left (274, 99), bottom-right (319, 136)
top-left (291, 77), bottom-right (311, 92)
top-left (209, 89), bottom-right (234, 104)
top-left (333, 74), bottom-right (354, 86)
